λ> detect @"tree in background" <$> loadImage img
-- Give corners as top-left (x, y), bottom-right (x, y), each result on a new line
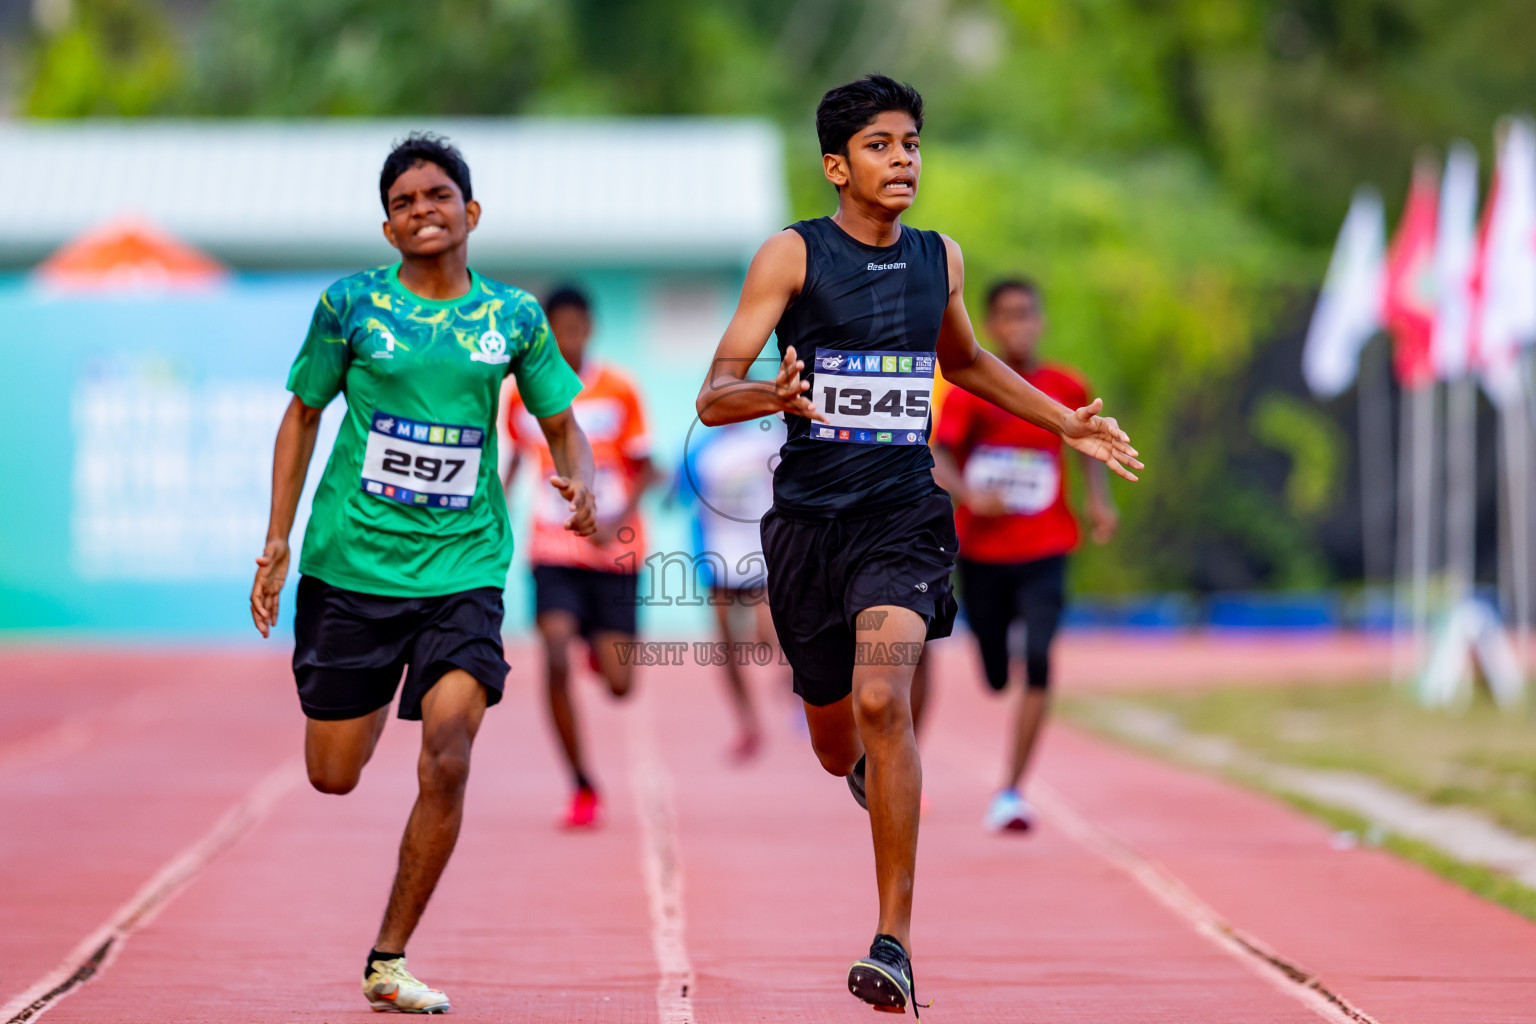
top-left (21, 0), bottom-right (181, 116)
top-left (14, 0), bottom-right (1535, 593)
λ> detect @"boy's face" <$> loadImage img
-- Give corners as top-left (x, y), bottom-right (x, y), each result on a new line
top-left (986, 288), bottom-right (1043, 364)
top-left (824, 110), bottom-right (921, 214)
top-left (382, 161), bottom-right (480, 258)
top-left (549, 305), bottom-right (592, 368)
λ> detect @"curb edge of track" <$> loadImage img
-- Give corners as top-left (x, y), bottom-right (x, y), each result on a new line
top-left (1, 758), bottom-right (306, 1024)
top-left (1034, 780), bottom-right (1381, 1024)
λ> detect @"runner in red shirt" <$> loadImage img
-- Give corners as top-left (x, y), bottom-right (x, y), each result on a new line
top-left (931, 278), bottom-right (1118, 832)
top-left (504, 285), bottom-right (659, 828)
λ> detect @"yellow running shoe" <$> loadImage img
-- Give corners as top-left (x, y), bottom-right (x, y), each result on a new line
top-left (363, 956), bottom-right (450, 1014)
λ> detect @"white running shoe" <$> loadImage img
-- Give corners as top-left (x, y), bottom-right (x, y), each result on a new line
top-left (985, 789), bottom-right (1035, 833)
top-left (363, 956), bottom-right (450, 1014)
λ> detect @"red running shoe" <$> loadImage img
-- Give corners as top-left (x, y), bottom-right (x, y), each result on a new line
top-left (563, 786), bottom-right (602, 829)
top-left (728, 729), bottom-right (762, 765)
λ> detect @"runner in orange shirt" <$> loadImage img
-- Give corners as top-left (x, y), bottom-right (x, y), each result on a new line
top-left (504, 285), bottom-right (659, 828)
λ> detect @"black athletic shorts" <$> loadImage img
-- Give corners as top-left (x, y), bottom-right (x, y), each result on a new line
top-left (532, 565), bottom-right (638, 639)
top-left (956, 555), bottom-right (1067, 691)
top-left (761, 490), bottom-right (959, 707)
top-left (292, 575), bottom-right (509, 722)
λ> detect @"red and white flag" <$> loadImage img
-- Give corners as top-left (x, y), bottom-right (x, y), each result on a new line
top-left (1385, 158), bottom-right (1440, 388)
top-left (1432, 142), bottom-right (1480, 381)
top-left (1303, 187), bottom-right (1386, 398)
top-left (1470, 119), bottom-right (1536, 407)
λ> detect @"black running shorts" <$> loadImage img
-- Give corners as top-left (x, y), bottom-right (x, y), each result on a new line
top-left (532, 565), bottom-right (639, 639)
top-left (292, 575), bottom-right (509, 721)
top-left (956, 555), bottom-right (1067, 692)
top-left (761, 491), bottom-right (958, 707)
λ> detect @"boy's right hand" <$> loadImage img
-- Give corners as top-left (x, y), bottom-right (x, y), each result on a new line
top-left (776, 346), bottom-right (829, 422)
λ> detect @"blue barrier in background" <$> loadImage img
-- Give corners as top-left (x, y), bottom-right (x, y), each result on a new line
top-left (0, 271), bottom-right (733, 639)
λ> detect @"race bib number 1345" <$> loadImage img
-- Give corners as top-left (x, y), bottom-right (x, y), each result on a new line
top-left (361, 410), bottom-right (483, 511)
top-left (809, 348), bottom-right (935, 445)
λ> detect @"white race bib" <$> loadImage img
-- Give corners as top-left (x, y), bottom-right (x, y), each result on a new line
top-left (807, 349), bottom-right (934, 445)
top-left (963, 445), bottom-right (1059, 515)
top-left (361, 410), bottom-right (483, 511)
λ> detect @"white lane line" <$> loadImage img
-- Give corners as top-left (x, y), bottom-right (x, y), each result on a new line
top-left (2, 758), bottom-right (306, 1024)
top-left (0, 677), bottom-right (203, 775)
top-left (625, 698), bottom-right (696, 1024)
top-left (1033, 780), bottom-right (1380, 1024)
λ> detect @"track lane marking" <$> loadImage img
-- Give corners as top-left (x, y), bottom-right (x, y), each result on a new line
top-left (0, 676), bottom-right (207, 775)
top-left (925, 700), bottom-right (1379, 1024)
top-left (1032, 781), bottom-right (1380, 1024)
top-left (2, 758), bottom-right (305, 1023)
top-left (625, 696), bottom-right (696, 1024)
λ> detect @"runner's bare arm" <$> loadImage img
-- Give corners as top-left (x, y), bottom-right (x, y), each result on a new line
top-left (537, 406), bottom-right (597, 536)
top-left (251, 395), bottom-right (323, 638)
top-left (934, 236), bottom-right (1142, 482)
top-left (696, 231), bottom-right (829, 427)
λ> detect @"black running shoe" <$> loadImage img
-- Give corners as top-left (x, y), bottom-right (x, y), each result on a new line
top-left (848, 934), bottom-right (924, 1016)
top-left (846, 754), bottom-right (868, 810)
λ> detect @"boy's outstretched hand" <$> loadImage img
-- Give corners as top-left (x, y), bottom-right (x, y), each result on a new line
top-left (1063, 399), bottom-right (1142, 482)
top-left (774, 345), bottom-right (830, 422)
top-left (550, 474), bottom-right (596, 536)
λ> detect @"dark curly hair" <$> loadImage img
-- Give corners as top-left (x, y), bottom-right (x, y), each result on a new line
top-left (379, 132), bottom-right (472, 211)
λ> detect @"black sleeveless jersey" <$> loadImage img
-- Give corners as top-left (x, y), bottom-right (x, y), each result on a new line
top-left (771, 217), bottom-right (950, 514)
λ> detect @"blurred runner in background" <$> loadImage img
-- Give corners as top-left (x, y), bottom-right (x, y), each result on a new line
top-left (931, 278), bottom-right (1118, 833)
top-left (674, 415), bottom-right (789, 761)
top-left (504, 285), bottom-right (659, 828)
top-left (251, 134), bottom-right (593, 1013)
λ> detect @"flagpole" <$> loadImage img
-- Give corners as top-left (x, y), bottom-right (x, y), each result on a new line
top-left (1393, 381), bottom-right (1416, 687)
top-left (1445, 373), bottom-right (1478, 602)
top-left (1499, 394), bottom-right (1532, 676)
top-left (1413, 383), bottom-right (1440, 670)
top-left (1359, 333), bottom-right (1395, 585)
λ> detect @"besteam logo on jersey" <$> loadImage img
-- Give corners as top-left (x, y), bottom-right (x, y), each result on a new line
top-left (471, 329), bottom-right (511, 364)
top-left (866, 262), bottom-right (907, 271)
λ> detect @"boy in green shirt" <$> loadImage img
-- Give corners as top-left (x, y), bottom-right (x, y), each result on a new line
top-left (250, 133), bottom-right (595, 1014)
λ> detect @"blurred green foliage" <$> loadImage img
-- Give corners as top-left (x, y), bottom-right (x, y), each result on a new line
top-left (14, 0), bottom-right (1536, 591)
top-left (22, 0), bottom-right (181, 116)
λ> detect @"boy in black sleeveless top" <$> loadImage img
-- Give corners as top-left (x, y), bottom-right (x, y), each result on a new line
top-left (695, 75), bottom-right (1141, 1015)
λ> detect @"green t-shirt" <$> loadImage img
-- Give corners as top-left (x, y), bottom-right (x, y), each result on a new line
top-left (288, 264), bottom-right (582, 597)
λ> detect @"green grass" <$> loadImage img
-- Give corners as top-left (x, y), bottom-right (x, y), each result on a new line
top-left (1060, 681), bottom-right (1536, 926)
top-left (1064, 681), bottom-right (1536, 838)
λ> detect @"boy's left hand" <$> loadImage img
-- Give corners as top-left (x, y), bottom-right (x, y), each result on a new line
top-left (1063, 399), bottom-right (1142, 482)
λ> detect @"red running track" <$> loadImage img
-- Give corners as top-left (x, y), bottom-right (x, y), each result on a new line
top-left (2, 638), bottom-right (1534, 1023)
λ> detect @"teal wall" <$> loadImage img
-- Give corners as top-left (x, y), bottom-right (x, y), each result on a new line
top-left (0, 268), bottom-right (740, 639)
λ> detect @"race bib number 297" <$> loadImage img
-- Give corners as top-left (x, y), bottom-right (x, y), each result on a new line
top-left (361, 411), bottom-right (483, 511)
top-left (809, 348), bottom-right (935, 445)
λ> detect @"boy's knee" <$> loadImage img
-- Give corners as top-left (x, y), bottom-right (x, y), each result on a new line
top-left (308, 765), bottom-right (360, 796)
top-left (419, 746), bottom-right (471, 797)
top-left (853, 677), bottom-right (907, 733)
top-left (811, 740), bottom-right (860, 777)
